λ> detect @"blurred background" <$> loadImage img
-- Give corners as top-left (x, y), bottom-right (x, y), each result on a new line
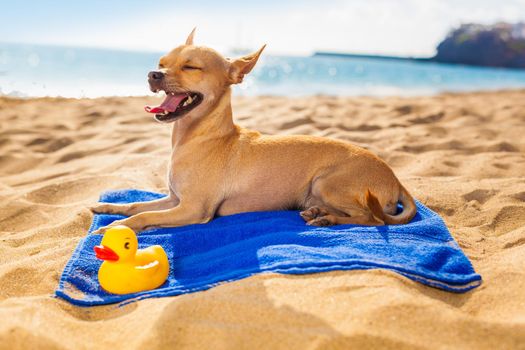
top-left (2, 0), bottom-right (525, 97)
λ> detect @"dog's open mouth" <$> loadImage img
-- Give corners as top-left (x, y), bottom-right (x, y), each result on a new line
top-left (144, 92), bottom-right (203, 122)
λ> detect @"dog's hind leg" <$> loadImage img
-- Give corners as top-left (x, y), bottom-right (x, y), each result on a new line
top-left (300, 206), bottom-right (330, 222)
top-left (305, 210), bottom-right (382, 226)
top-left (301, 203), bottom-right (382, 226)
top-left (300, 202), bottom-right (381, 226)
top-left (302, 177), bottom-right (385, 227)
top-left (90, 195), bottom-right (179, 216)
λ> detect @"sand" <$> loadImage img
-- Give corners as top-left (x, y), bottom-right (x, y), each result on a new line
top-left (0, 90), bottom-right (524, 349)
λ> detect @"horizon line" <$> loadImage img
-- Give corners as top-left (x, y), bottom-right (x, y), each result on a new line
top-left (0, 40), bottom-right (432, 59)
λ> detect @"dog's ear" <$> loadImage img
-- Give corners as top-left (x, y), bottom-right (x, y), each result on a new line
top-left (185, 27), bottom-right (196, 45)
top-left (228, 45), bottom-right (266, 84)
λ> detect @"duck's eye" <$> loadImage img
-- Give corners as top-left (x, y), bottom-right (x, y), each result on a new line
top-left (182, 65), bottom-right (202, 71)
top-left (124, 242), bottom-right (130, 249)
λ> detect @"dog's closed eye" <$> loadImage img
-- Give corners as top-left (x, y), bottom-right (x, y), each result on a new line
top-left (182, 65), bottom-right (202, 71)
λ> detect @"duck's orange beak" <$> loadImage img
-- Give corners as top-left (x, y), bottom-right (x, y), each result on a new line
top-left (94, 245), bottom-right (119, 261)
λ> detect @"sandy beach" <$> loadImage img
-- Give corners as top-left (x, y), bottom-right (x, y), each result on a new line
top-left (0, 90), bottom-right (524, 349)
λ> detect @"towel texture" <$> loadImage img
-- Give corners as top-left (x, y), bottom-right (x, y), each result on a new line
top-left (56, 189), bottom-right (481, 306)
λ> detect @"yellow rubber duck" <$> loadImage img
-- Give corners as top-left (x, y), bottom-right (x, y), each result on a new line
top-left (94, 225), bottom-right (169, 295)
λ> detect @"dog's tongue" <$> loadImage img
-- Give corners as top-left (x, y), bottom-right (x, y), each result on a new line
top-left (145, 93), bottom-right (187, 114)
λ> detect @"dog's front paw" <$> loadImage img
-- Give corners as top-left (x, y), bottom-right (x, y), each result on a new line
top-left (92, 224), bottom-right (116, 235)
top-left (92, 226), bottom-right (107, 235)
top-left (90, 203), bottom-right (111, 214)
top-left (90, 203), bottom-right (127, 214)
top-left (92, 220), bottom-right (128, 235)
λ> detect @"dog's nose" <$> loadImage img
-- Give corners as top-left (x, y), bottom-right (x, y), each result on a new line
top-left (148, 71), bottom-right (164, 81)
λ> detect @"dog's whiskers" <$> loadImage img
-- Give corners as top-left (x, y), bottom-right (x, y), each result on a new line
top-left (162, 81), bottom-right (190, 95)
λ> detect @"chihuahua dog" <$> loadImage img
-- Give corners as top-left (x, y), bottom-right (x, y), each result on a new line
top-left (91, 29), bottom-right (416, 234)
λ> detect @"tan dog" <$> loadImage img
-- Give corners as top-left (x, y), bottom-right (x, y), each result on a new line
top-left (91, 29), bottom-right (416, 234)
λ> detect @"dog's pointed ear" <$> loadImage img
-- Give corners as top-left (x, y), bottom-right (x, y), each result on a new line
top-left (228, 45), bottom-right (266, 84)
top-left (185, 27), bottom-right (196, 45)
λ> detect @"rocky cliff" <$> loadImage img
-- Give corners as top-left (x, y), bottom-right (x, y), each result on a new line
top-left (433, 22), bottom-right (525, 69)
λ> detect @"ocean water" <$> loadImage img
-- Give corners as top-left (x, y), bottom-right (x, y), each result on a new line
top-left (2, 42), bottom-right (525, 98)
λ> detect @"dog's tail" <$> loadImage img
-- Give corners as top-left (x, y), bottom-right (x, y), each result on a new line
top-left (366, 185), bottom-right (416, 225)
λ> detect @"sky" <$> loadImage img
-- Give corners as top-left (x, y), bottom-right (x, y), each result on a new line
top-left (1, 0), bottom-right (525, 56)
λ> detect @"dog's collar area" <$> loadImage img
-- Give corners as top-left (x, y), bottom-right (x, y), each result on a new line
top-left (145, 92), bottom-right (203, 122)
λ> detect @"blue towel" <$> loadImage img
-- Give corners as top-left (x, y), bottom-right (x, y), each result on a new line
top-left (56, 189), bottom-right (481, 306)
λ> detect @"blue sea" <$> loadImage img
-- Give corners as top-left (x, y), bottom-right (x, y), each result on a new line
top-left (2, 42), bottom-right (525, 98)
